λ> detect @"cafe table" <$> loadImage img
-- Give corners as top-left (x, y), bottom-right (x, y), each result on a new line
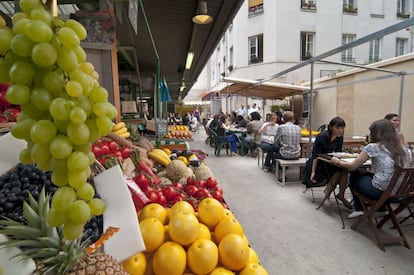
top-left (316, 153), bottom-right (371, 229)
top-left (300, 137), bottom-right (366, 158)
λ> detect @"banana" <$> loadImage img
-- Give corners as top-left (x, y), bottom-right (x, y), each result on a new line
top-left (112, 122), bottom-right (126, 131)
top-left (148, 149), bottom-right (171, 166)
top-left (151, 148), bottom-right (171, 159)
top-left (118, 131), bottom-right (130, 138)
top-left (112, 126), bottom-right (128, 135)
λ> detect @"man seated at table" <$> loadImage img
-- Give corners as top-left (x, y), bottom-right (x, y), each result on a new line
top-left (273, 111), bottom-right (301, 161)
top-left (243, 111), bottom-right (263, 157)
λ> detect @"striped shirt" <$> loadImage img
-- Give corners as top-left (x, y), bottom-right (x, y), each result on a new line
top-left (275, 122), bottom-right (301, 159)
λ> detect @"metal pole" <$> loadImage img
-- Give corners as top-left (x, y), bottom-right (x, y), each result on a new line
top-left (308, 62), bottom-right (314, 145)
top-left (398, 73), bottom-right (405, 128)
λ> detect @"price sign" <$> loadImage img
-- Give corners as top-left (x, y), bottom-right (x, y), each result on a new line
top-left (156, 119), bottom-right (168, 138)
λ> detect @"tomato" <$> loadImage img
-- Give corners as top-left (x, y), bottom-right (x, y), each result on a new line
top-left (185, 185), bottom-right (198, 197)
top-left (147, 191), bottom-right (158, 203)
top-left (108, 141), bottom-right (118, 152)
top-left (195, 188), bottom-right (211, 199)
top-left (91, 146), bottom-right (102, 157)
top-left (205, 177), bottom-right (218, 188)
top-left (121, 147), bottom-right (131, 158)
top-left (194, 180), bottom-right (205, 188)
top-left (134, 173), bottom-right (149, 191)
top-left (157, 194), bottom-right (167, 205)
top-left (212, 190), bottom-right (223, 201)
top-left (114, 151), bottom-right (123, 159)
top-left (0, 116), bottom-right (7, 123)
top-left (163, 186), bottom-right (179, 201)
top-left (4, 107), bottom-right (20, 122)
top-left (172, 182), bottom-right (183, 190)
top-left (100, 145), bottom-right (110, 155)
top-left (214, 185), bottom-right (223, 194)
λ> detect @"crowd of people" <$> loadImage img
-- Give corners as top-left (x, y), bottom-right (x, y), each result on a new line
top-left (202, 107), bottom-right (412, 219)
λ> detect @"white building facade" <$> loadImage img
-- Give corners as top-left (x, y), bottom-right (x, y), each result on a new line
top-left (190, 0), bottom-right (414, 115)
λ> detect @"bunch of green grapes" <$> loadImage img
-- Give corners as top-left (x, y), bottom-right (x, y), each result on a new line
top-left (0, 0), bottom-right (116, 240)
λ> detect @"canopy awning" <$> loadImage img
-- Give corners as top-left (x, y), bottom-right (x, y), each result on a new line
top-left (219, 77), bottom-right (308, 99)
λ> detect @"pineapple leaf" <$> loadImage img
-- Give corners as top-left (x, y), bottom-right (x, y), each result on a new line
top-left (38, 236), bottom-right (60, 248)
top-left (0, 225), bottom-right (43, 239)
top-left (22, 201), bottom-right (41, 228)
top-left (28, 192), bottom-right (40, 213)
top-left (0, 239), bottom-right (44, 248)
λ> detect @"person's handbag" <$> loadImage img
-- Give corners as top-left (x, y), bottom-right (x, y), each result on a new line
top-left (261, 134), bottom-right (275, 144)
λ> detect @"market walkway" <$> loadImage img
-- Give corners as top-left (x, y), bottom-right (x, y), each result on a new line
top-left (188, 128), bottom-right (414, 275)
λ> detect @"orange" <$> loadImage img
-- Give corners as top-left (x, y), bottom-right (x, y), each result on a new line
top-left (197, 198), bottom-right (225, 228)
top-left (168, 211), bottom-right (199, 246)
top-left (139, 218), bottom-right (165, 252)
top-left (239, 263), bottom-right (269, 275)
top-left (247, 247), bottom-right (260, 264)
top-left (138, 203), bottom-right (168, 224)
top-left (122, 252), bottom-right (146, 275)
top-left (218, 234), bottom-right (250, 271)
top-left (209, 266), bottom-right (234, 275)
top-left (187, 238), bottom-right (218, 275)
top-left (169, 200), bottom-right (195, 217)
top-left (214, 217), bottom-right (244, 243)
top-left (153, 241), bottom-right (186, 275)
top-left (223, 208), bottom-right (235, 219)
top-left (198, 223), bottom-right (212, 240)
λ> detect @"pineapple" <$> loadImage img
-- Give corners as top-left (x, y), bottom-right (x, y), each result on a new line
top-left (0, 188), bottom-right (127, 275)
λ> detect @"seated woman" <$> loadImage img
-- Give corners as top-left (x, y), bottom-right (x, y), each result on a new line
top-left (384, 113), bottom-right (406, 145)
top-left (258, 113), bottom-right (280, 172)
top-left (209, 115), bottom-right (240, 156)
top-left (306, 117), bottom-right (351, 208)
top-left (329, 119), bottom-right (412, 218)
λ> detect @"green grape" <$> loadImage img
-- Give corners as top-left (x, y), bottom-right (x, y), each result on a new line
top-left (21, 100), bottom-right (49, 120)
top-left (51, 171), bottom-right (68, 187)
top-left (67, 200), bottom-right (91, 223)
top-left (75, 95), bottom-right (92, 115)
top-left (43, 71), bottom-right (64, 96)
top-left (70, 69), bottom-right (93, 95)
top-left (50, 98), bottom-right (70, 120)
top-left (10, 118), bottom-right (36, 141)
top-left (88, 198), bottom-right (106, 216)
top-left (68, 170), bottom-right (88, 189)
top-left (19, 0), bottom-right (43, 13)
top-left (53, 118), bottom-right (69, 133)
top-left (0, 15), bottom-right (5, 27)
top-left (30, 120), bottom-right (57, 145)
top-left (16, 112), bottom-right (28, 122)
top-left (65, 80), bottom-right (82, 98)
top-left (62, 222), bottom-right (85, 240)
top-left (57, 47), bottom-right (78, 71)
top-left (96, 116), bottom-right (113, 136)
top-left (49, 157), bottom-right (68, 174)
top-left (85, 118), bottom-right (100, 142)
top-left (51, 186), bottom-right (76, 210)
top-left (25, 19), bottom-right (53, 43)
top-left (10, 34), bottom-right (35, 57)
top-left (73, 46), bottom-right (86, 64)
top-left (67, 151), bottom-right (89, 172)
top-left (90, 70), bottom-right (99, 80)
top-left (19, 148), bottom-right (33, 164)
top-left (12, 18), bottom-right (30, 34)
top-left (86, 151), bottom-right (95, 165)
top-left (12, 12), bottom-right (28, 24)
top-left (0, 28), bottom-right (12, 55)
top-left (78, 62), bottom-right (95, 75)
top-left (36, 160), bottom-right (50, 171)
top-left (30, 143), bottom-right (50, 163)
top-left (50, 135), bottom-right (73, 159)
top-left (76, 183), bottom-right (95, 202)
top-left (31, 42), bottom-right (57, 67)
top-left (46, 208), bottom-right (66, 227)
top-left (6, 84), bottom-right (31, 105)
top-left (106, 103), bottom-right (118, 120)
top-left (73, 142), bottom-right (92, 153)
top-left (30, 8), bottom-right (52, 26)
top-left (9, 59), bottom-right (35, 84)
top-left (0, 59), bottom-right (11, 83)
top-left (31, 87), bottom-right (53, 111)
top-left (89, 86), bottom-right (109, 103)
top-left (69, 106), bottom-right (87, 124)
top-left (64, 19), bottom-right (87, 40)
top-left (92, 102), bottom-right (108, 116)
top-left (58, 27), bottom-right (80, 50)
top-left (67, 122), bottom-right (90, 145)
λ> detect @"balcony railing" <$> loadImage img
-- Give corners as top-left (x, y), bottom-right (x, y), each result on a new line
top-left (341, 56), bottom-right (356, 63)
top-left (343, 4), bottom-right (358, 13)
top-left (397, 12), bottom-right (410, 19)
top-left (249, 4), bottom-right (264, 16)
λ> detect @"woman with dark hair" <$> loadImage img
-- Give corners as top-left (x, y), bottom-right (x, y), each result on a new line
top-left (307, 117), bottom-right (351, 208)
top-left (329, 119), bottom-right (412, 218)
top-left (384, 113), bottom-right (406, 145)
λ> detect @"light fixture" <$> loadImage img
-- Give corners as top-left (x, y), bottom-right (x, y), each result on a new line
top-left (185, 52), bottom-right (194, 70)
top-left (192, 0), bottom-right (213, 24)
top-left (179, 80), bottom-right (186, 92)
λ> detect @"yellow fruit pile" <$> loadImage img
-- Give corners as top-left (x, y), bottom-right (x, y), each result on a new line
top-left (111, 121), bottom-right (130, 138)
top-left (122, 199), bottom-right (269, 275)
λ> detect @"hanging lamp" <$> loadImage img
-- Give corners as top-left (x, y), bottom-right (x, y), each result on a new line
top-left (192, 0), bottom-right (213, 24)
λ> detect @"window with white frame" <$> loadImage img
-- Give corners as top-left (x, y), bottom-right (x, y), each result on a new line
top-left (301, 0), bottom-right (316, 10)
top-left (397, 0), bottom-right (410, 18)
top-left (368, 38), bottom-right (381, 63)
top-left (343, 0), bottom-right (358, 13)
top-left (248, 34), bottom-right (263, 64)
top-left (229, 46), bottom-right (234, 71)
top-left (300, 32), bottom-right (314, 60)
top-left (341, 34), bottom-right (356, 62)
top-left (396, 38), bottom-right (408, 56)
top-left (248, 0), bottom-right (264, 16)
